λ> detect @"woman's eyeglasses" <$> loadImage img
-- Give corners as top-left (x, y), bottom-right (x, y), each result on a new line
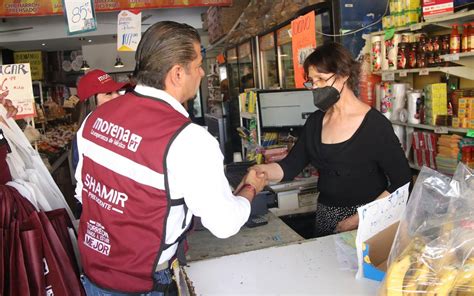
top-left (303, 73), bottom-right (336, 89)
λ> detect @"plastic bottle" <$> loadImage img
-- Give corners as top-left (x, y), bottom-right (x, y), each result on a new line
top-left (462, 23), bottom-right (469, 52)
top-left (450, 24), bottom-right (461, 54)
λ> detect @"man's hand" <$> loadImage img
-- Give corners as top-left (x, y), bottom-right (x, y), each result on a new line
top-left (242, 169), bottom-right (267, 193)
top-left (1, 98), bottom-right (18, 118)
top-left (335, 213), bottom-right (359, 233)
top-left (249, 163), bottom-right (284, 183)
top-left (234, 169), bottom-right (268, 202)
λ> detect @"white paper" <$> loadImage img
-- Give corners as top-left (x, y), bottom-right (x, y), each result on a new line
top-left (0, 63), bottom-right (35, 119)
top-left (63, 0), bottom-right (97, 34)
top-left (355, 183), bottom-right (409, 279)
top-left (117, 10), bottom-right (142, 51)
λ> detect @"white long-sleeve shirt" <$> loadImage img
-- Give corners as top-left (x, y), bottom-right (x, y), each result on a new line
top-left (76, 85), bottom-right (250, 247)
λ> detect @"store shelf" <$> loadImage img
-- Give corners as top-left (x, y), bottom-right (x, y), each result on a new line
top-left (391, 120), bottom-right (470, 134)
top-left (373, 66), bottom-right (473, 80)
top-left (440, 52), bottom-right (474, 68)
top-left (369, 10), bottom-right (474, 36)
top-left (240, 111), bottom-right (257, 119)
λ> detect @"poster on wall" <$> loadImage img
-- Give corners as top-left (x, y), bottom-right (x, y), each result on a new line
top-left (291, 11), bottom-right (316, 88)
top-left (0, 63), bottom-right (35, 119)
top-left (117, 10), bottom-right (142, 51)
top-left (0, 0), bottom-right (232, 17)
top-left (62, 0), bottom-right (97, 35)
top-left (13, 51), bottom-right (44, 81)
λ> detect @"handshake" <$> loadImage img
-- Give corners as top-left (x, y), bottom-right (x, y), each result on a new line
top-left (234, 164), bottom-right (282, 202)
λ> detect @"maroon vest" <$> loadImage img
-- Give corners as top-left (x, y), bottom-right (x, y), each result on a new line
top-left (77, 91), bottom-right (190, 292)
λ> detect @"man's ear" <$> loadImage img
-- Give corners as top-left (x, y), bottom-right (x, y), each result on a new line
top-left (168, 64), bottom-right (184, 87)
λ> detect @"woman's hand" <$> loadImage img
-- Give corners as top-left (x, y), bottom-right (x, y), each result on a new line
top-left (250, 163), bottom-right (284, 183)
top-left (335, 213), bottom-right (359, 233)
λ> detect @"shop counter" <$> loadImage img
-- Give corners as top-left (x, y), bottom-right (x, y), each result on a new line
top-left (185, 213), bottom-right (380, 295)
top-left (186, 212), bottom-right (303, 262)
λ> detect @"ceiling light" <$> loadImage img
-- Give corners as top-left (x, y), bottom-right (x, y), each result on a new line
top-left (114, 57), bottom-right (124, 68)
top-left (41, 43), bottom-right (46, 46)
top-left (88, 39), bottom-right (92, 43)
top-left (81, 60), bottom-right (90, 71)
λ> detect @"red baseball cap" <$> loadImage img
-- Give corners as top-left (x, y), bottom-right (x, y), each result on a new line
top-left (77, 69), bottom-right (129, 101)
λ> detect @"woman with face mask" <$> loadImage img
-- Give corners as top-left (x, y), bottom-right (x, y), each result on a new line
top-left (252, 42), bottom-right (411, 237)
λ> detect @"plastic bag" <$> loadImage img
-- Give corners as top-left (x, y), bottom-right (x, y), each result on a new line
top-left (380, 163), bottom-right (474, 295)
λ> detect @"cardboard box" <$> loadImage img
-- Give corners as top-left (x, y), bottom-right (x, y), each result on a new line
top-left (362, 222), bottom-right (399, 281)
top-left (422, 0), bottom-right (454, 19)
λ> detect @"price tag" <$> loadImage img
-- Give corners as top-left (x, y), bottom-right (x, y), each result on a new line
top-left (382, 72), bottom-right (395, 81)
top-left (467, 129), bottom-right (474, 138)
top-left (410, 23), bottom-right (423, 31)
top-left (63, 0), bottom-right (97, 35)
top-left (419, 68), bottom-right (429, 76)
top-left (434, 126), bottom-right (448, 134)
top-left (399, 70), bottom-right (408, 77)
top-left (442, 53), bottom-right (460, 62)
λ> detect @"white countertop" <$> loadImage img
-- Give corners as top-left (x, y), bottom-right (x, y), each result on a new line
top-left (185, 233), bottom-right (381, 295)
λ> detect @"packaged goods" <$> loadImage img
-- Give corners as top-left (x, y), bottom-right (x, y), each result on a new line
top-left (380, 163), bottom-right (474, 295)
top-left (385, 34), bottom-right (401, 70)
top-left (371, 36), bottom-right (383, 72)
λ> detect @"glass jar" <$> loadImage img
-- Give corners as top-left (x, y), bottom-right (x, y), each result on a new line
top-left (417, 51), bottom-right (426, 68)
top-left (441, 35), bottom-right (450, 54)
top-left (433, 36), bottom-right (440, 52)
top-left (409, 42), bottom-right (418, 68)
top-left (397, 42), bottom-right (408, 69)
top-left (426, 52), bottom-right (435, 66)
top-left (426, 37), bottom-right (434, 52)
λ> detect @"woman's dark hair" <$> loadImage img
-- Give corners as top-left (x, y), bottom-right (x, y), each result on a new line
top-left (303, 42), bottom-right (360, 95)
top-left (134, 21), bottom-right (201, 89)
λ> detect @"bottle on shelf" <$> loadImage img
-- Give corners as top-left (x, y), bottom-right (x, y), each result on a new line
top-left (462, 23), bottom-right (469, 52)
top-left (467, 22), bottom-right (474, 52)
top-left (450, 24), bottom-right (461, 54)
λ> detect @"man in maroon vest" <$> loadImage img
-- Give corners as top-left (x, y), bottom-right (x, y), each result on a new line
top-left (75, 21), bottom-right (266, 295)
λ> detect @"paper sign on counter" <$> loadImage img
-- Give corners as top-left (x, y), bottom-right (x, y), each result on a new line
top-left (355, 183), bottom-right (409, 279)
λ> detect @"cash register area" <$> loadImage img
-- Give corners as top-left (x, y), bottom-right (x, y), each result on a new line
top-left (186, 90), bottom-right (379, 295)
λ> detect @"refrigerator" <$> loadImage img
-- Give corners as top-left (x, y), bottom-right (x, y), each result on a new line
top-left (332, 0), bottom-right (388, 58)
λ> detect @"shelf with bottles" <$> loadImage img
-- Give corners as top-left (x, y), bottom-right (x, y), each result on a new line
top-left (370, 9), bottom-right (474, 37)
top-left (370, 10), bottom-right (474, 81)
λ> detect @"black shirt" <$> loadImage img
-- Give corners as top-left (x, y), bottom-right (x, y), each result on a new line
top-left (278, 108), bottom-right (411, 207)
